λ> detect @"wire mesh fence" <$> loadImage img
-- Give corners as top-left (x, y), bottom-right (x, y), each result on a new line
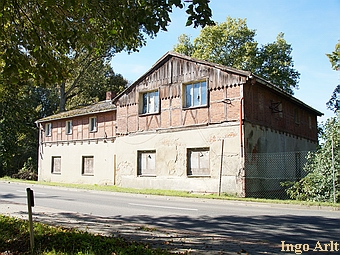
top-left (244, 151), bottom-right (310, 199)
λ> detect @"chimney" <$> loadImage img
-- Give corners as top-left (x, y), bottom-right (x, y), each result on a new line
top-left (106, 91), bottom-right (116, 101)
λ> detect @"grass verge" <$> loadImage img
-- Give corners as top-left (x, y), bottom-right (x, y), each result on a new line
top-left (1, 176), bottom-right (339, 208)
top-left (0, 214), bottom-right (170, 255)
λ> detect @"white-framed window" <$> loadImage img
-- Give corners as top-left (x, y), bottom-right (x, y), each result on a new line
top-left (183, 80), bottom-right (207, 108)
top-left (66, 120), bottom-right (72, 135)
top-left (45, 123), bottom-right (52, 137)
top-left (82, 156), bottom-right (94, 175)
top-left (51, 156), bottom-right (61, 174)
top-left (138, 150), bottom-right (156, 176)
top-left (89, 117), bottom-right (97, 132)
top-left (187, 148), bottom-right (210, 176)
top-left (141, 90), bottom-right (159, 114)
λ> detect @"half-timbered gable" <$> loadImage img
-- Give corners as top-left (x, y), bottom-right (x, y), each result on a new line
top-left (114, 52), bottom-right (249, 135)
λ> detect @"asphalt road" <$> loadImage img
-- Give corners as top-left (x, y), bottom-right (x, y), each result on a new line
top-left (1, 181), bottom-right (339, 251)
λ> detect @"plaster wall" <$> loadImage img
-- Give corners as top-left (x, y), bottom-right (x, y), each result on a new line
top-left (244, 122), bottom-right (318, 197)
top-left (115, 123), bottom-right (244, 195)
top-left (38, 140), bottom-right (116, 185)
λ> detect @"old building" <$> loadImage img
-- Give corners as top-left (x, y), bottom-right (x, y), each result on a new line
top-left (36, 52), bottom-right (322, 197)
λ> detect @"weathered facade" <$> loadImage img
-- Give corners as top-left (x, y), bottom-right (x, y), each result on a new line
top-left (36, 52), bottom-right (322, 197)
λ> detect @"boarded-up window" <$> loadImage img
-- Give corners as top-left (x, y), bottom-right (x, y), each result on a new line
top-left (187, 148), bottom-right (210, 176)
top-left (51, 156), bottom-right (61, 174)
top-left (138, 151), bottom-right (156, 176)
top-left (82, 156), bottom-right (94, 175)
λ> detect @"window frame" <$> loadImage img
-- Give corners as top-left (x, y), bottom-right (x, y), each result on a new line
top-left (294, 108), bottom-right (300, 125)
top-left (183, 80), bottom-right (208, 109)
top-left (45, 123), bottom-right (52, 137)
top-left (51, 156), bottom-right (61, 174)
top-left (187, 147), bottom-right (210, 177)
top-left (66, 120), bottom-right (72, 135)
top-left (140, 90), bottom-right (160, 115)
top-left (82, 156), bottom-right (94, 176)
top-left (137, 150), bottom-right (156, 177)
top-left (89, 117), bottom-right (97, 132)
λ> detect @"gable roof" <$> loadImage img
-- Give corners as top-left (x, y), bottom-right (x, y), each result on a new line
top-left (36, 100), bottom-right (116, 123)
top-left (112, 51), bottom-right (251, 100)
top-left (113, 51), bottom-right (323, 116)
top-left (37, 51), bottom-right (322, 124)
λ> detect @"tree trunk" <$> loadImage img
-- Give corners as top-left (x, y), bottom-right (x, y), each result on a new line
top-left (59, 81), bottom-right (66, 112)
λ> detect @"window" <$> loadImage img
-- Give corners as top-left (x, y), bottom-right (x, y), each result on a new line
top-left (66, 120), bottom-right (72, 135)
top-left (51, 156), bottom-right (61, 174)
top-left (294, 108), bottom-right (300, 124)
top-left (184, 81), bottom-right (207, 108)
top-left (141, 90), bottom-right (159, 114)
top-left (89, 117), bottom-right (97, 132)
top-left (82, 156), bottom-right (94, 175)
top-left (138, 151), bottom-right (156, 176)
top-left (187, 148), bottom-right (210, 176)
top-left (45, 123), bottom-right (52, 137)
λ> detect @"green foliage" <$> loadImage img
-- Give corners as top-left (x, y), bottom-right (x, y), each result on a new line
top-left (0, 0), bottom-right (213, 86)
top-left (326, 41), bottom-right (340, 113)
top-left (254, 33), bottom-right (300, 94)
top-left (59, 52), bottom-right (128, 111)
top-left (12, 157), bottom-right (38, 181)
top-left (0, 1), bottom-right (213, 176)
top-left (0, 215), bottom-right (170, 255)
top-left (326, 41), bottom-right (340, 71)
top-left (0, 81), bottom-right (40, 177)
top-left (173, 17), bottom-right (300, 94)
top-left (284, 113), bottom-right (340, 202)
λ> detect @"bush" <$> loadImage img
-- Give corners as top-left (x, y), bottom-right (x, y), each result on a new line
top-left (12, 157), bottom-right (38, 181)
top-left (283, 114), bottom-right (339, 202)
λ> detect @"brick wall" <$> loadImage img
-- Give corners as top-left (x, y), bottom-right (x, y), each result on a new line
top-left (42, 112), bottom-right (116, 142)
top-left (243, 81), bottom-right (318, 141)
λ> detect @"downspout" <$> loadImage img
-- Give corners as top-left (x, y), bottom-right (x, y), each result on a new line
top-left (240, 86), bottom-right (246, 197)
top-left (240, 97), bottom-right (244, 158)
top-left (35, 122), bottom-right (43, 181)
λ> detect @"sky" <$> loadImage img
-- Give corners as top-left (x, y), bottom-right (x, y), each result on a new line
top-left (111, 0), bottom-right (340, 123)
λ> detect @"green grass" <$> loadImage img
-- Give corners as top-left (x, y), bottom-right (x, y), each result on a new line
top-left (0, 215), bottom-right (170, 255)
top-left (1, 176), bottom-right (339, 208)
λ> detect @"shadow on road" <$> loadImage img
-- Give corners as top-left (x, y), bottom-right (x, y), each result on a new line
top-left (20, 210), bottom-right (340, 254)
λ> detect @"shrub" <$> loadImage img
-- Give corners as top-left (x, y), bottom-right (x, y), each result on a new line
top-left (12, 157), bottom-right (38, 181)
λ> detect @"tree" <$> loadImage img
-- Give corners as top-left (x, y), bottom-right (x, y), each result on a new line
top-left (63, 60), bottom-right (128, 110)
top-left (0, 81), bottom-right (40, 177)
top-left (0, 0), bottom-right (214, 177)
top-left (173, 17), bottom-right (300, 94)
top-left (57, 50), bottom-right (128, 112)
top-left (1, 0), bottom-right (214, 87)
top-left (284, 113), bottom-right (340, 202)
top-left (326, 41), bottom-right (340, 113)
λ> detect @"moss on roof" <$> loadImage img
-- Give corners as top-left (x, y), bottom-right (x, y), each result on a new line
top-left (36, 100), bottom-right (116, 123)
